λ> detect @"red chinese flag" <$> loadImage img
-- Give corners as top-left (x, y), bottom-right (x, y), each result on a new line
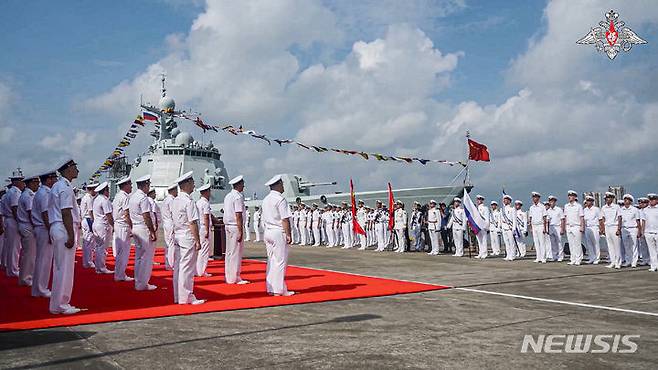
top-left (350, 179), bottom-right (366, 235)
top-left (468, 139), bottom-right (490, 162)
top-left (388, 182), bottom-right (395, 231)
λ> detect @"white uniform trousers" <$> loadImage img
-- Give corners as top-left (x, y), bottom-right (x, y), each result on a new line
top-left (375, 223), bottom-right (387, 251)
top-left (18, 223), bottom-right (37, 285)
top-left (531, 226), bottom-right (547, 263)
top-left (292, 225), bottom-right (299, 244)
top-left (132, 226), bottom-right (155, 290)
top-left (341, 223), bottom-right (352, 248)
top-left (325, 227), bottom-right (334, 247)
top-left (584, 226), bottom-right (601, 263)
top-left (196, 225), bottom-right (211, 277)
top-left (81, 218), bottom-right (95, 267)
top-left (429, 229), bottom-right (440, 254)
top-left (515, 232), bottom-right (527, 257)
top-left (92, 223), bottom-right (112, 272)
top-left (645, 233), bottom-right (658, 270)
top-left (224, 225), bottom-right (244, 283)
top-left (244, 222), bottom-right (251, 242)
top-left (49, 223), bottom-right (78, 313)
top-left (312, 226), bottom-right (321, 246)
top-left (336, 224), bottom-right (343, 245)
top-left (264, 228), bottom-right (290, 295)
top-left (299, 223), bottom-right (307, 245)
top-left (254, 223), bottom-right (262, 242)
top-left (394, 228), bottom-right (406, 252)
top-left (453, 228), bottom-right (464, 256)
top-left (4, 218), bottom-right (20, 277)
top-left (501, 229), bottom-right (516, 260)
top-left (476, 230), bottom-right (488, 258)
top-left (638, 236), bottom-right (650, 265)
top-left (113, 225), bottom-right (132, 281)
top-left (163, 221), bottom-right (175, 270)
top-left (173, 231), bottom-right (198, 304)
top-left (31, 226), bottom-right (54, 297)
top-left (490, 230), bottom-right (501, 255)
top-left (547, 225), bottom-right (562, 261)
top-left (566, 226), bottom-right (583, 264)
top-left (358, 222), bottom-right (367, 249)
top-left (621, 227), bottom-right (639, 266)
top-left (604, 227), bottom-right (622, 267)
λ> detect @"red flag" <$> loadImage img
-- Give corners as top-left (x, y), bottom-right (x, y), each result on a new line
top-left (350, 179), bottom-right (366, 235)
top-left (468, 139), bottom-right (490, 161)
top-left (387, 182), bottom-right (395, 231)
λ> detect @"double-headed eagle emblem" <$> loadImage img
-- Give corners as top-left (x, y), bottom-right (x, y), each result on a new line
top-left (577, 10), bottom-right (647, 60)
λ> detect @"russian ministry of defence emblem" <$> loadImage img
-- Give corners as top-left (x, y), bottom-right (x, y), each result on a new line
top-left (577, 10), bottom-right (647, 60)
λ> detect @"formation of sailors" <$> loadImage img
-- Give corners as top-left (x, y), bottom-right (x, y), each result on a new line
top-left (246, 191), bottom-right (658, 271)
top-left (0, 160), bottom-right (298, 315)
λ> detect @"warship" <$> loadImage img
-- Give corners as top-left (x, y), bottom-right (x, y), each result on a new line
top-left (104, 75), bottom-right (471, 214)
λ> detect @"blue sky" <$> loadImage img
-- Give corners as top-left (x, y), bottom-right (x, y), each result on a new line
top-left (1, 0), bottom-right (656, 201)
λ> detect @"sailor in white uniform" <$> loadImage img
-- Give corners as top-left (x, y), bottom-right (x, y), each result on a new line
top-left (393, 200), bottom-right (407, 253)
top-left (148, 188), bottom-right (161, 233)
top-left (311, 204), bottom-right (322, 246)
top-left (31, 171), bottom-right (57, 298)
top-left (619, 194), bottom-right (641, 267)
top-left (500, 195), bottom-right (517, 261)
top-left (306, 204), bottom-right (314, 245)
top-left (291, 205), bottom-right (299, 244)
top-left (340, 202), bottom-right (352, 249)
top-left (223, 175), bottom-right (250, 284)
top-left (528, 192), bottom-right (548, 263)
top-left (546, 196), bottom-right (564, 261)
top-left (171, 171), bottom-right (205, 305)
top-left (600, 192), bottom-right (623, 269)
top-left (113, 177), bottom-right (133, 281)
top-left (514, 200), bottom-right (528, 258)
top-left (447, 197), bottom-right (466, 257)
top-left (583, 195), bottom-right (602, 264)
top-left (79, 183), bottom-right (98, 268)
top-left (474, 195), bottom-right (490, 259)
top-left (374, 201), bottom-right (387, 252)
top-left (244, 206), bottom-right (251, 242)
top-left (16, 175), bottom-right (39, 286)
top-left (642, 194), bottom-right (658, 271)
top-left (91, 181), bottom-right (114, 274)
top-left (322, 205), bottom-right (334, 247)
top-left (4, 173), bottom-right (25, 277)
top-left (333, 205), bottom-right (342, 246)
top-left (129, 175), bottom-right (158, 290)
top-left (410, 202), bottom-right (423, 252)
top-left (562, 190), bottom-right (585, 265)
top-left (489, 201), bottom-right (501, 256)
top-left (196, 183), bottom-right (214, 278)
top-left (161, 184), bottom-right (178, 270)
top-left (0, 188), bottom-right (7, 270)
top-left (427, 200), bottom-right (441, 255)
top-left (637, 197), bottom-right (650, 266)
top-left (253, 206), bottom-right (262, 242)
top-left (48, 159), bottom-right (81, 315)
top-left (262, 174), bottom-right (294, 296)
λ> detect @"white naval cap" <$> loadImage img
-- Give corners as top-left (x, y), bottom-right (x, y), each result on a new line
top-left (39, 170), bottom-right (57, 180)
top-left (544, 201), bottom-right (550, 205)
top-left (503, 194), bottom-right (512, 201)
top-left (548, 195), bottom-right (557, 201)
top-left (86, 182), bottom-right (99, 189)
top-left (148, 187), bottom-right (156, 194)
top-left (531, 192), bottom-right (541, 197)
top-left (176, 171), bottom-right (194, 184)
top-left (514, 200), bottom-right (523, 205)
top-left (585, 195), bottom-right (595, 201)
top-left (229, 175), bottom-right (244, 185)
top-left (198, 183), bottom-right (211, 192)
top-left (136, 174), bottom-right (151, 184)
top-left (24, 174), bottom-right (39, 182)
top-left (567, 190), bottom-right (578, 196)
top-left (429, 199), bottom-right (437, 204)
top-left (56, 158), bottom-right (77, 173)
top-left (648, 193), bottom-right (658, 200)
top-left (117, 176), bottom-right (131, 186)
top-left (476, 194), bottom-right (485, 200)
top-left (453, 197), bottom-right (462, 203)
top-left (95, 181), bottom-right (109, 193)
top-left (638, 197), bottom-right (649, 202)
top-left (490, 200), bottom-right (498, 205)
top-left (264, 174), bottom-right (283, 186)
top-left (605, 191), bottom-right (616, 198)
top-left (376, 200), bottom-right (383, 204)
top-left (167, 183), bottom-right (178, 191)
top-left (623, 193), bottom-right (634, 201)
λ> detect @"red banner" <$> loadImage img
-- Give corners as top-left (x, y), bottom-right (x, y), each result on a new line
top-left (387, 182), bottom-right (395, 231)
top-left (468, 139), bottom-right (490, 162)
top-left (350, 179), bottom-right (366, 235)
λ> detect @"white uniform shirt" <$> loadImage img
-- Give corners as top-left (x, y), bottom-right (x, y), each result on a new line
top-left (312, 209), bottom-right (321, 227)
top-left (223, 189), bottom-right (245, 226)
top-left (394, 208), bottom-right (407, 229)
top-left (643, 205), bottom-right (658, 234)
top-left (262, 190), bottom-right (292, 230)
top-left (80, 193), bottom-right (94, 220)
top-left (427, 207), bottom-right (440, 231)
top-left (601, 203), bottom-right (621, 227)
top-left (356, 207), bottom-right (367, 225)
top-left (547, 206), bottom-right (563, 226)
top-left (244, 208), bottom-right (251, 226)
top-left (448, 207), bottom-right (466, 231)
top-left (7, 186), bottom-right (21, 218)
top-left (17, 188), bottom-right (35, 225)
top-left (501, 205), bottom-right (517, 231)
top-left (583, 206), bottom-right (601, 228)
top-left (31, 185), bottom-right (51, 227)
top-left (477, 204), bottom-right (491, 230)
top-left (196, 197), bottom-right (211, 228)
top-left (516, 210), bottom-right (528, 233)
top-left (161, 194), bottom-right (175, 225)
top-left (48, 177), bottom-right (80, 224)
top-left (172, 192), bottom-right (199, 234)
top-left (298, 209), bottom-right (307, 226)
top-left (92, 194), bottom-right (113, 228)
top-left (0, 192), bottom-right (11, 218)
top-left (322, 211), bottom-right (333, 228)
top-left (490, 209), bottom-right (501, 231)
top-left (112, 190), bottom-right (131, 228)
top-left (619, 205), bottom-right (640, 228)
top-left (254, 210), bottom-right (262, 228)
top-left (148, 197), bottom-right (161, 229)
top-left (528, 203), bottom-right (547, 226)
top-left (563, 202), bottom-right (584, 227)
top-left (128, 189), bottom-right (151, 228)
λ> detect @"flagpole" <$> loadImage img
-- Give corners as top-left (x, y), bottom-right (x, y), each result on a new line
top-left (464, 130), bottom-right (471, 187)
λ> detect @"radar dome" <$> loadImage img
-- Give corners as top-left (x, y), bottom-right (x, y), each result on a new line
top-left (170, 127), bottom-right (181, 138)
top-left (159, 96), bottom-right (176, 111)
top-left (174, 132), bottom-right (194, 146)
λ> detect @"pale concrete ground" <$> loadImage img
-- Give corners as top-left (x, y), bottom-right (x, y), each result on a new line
top-left (1, 239), bottom-right (657, 370)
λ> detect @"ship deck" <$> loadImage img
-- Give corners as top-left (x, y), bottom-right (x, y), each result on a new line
top-left (2, 242), bottom-right (657, 369)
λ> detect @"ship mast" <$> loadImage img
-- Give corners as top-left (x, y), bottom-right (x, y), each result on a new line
top-left (464, 130), bottom-right (472, 187)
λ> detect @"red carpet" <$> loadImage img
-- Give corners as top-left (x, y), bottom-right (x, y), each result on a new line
top-left (0, 248), bottom-right (449, 332)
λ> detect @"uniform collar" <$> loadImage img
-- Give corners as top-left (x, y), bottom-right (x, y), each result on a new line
top-left (179, 191), bottom-right (192, 199)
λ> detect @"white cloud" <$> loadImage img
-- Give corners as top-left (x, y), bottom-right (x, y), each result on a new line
top-left (0, 82), bottom-right (16, 145)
